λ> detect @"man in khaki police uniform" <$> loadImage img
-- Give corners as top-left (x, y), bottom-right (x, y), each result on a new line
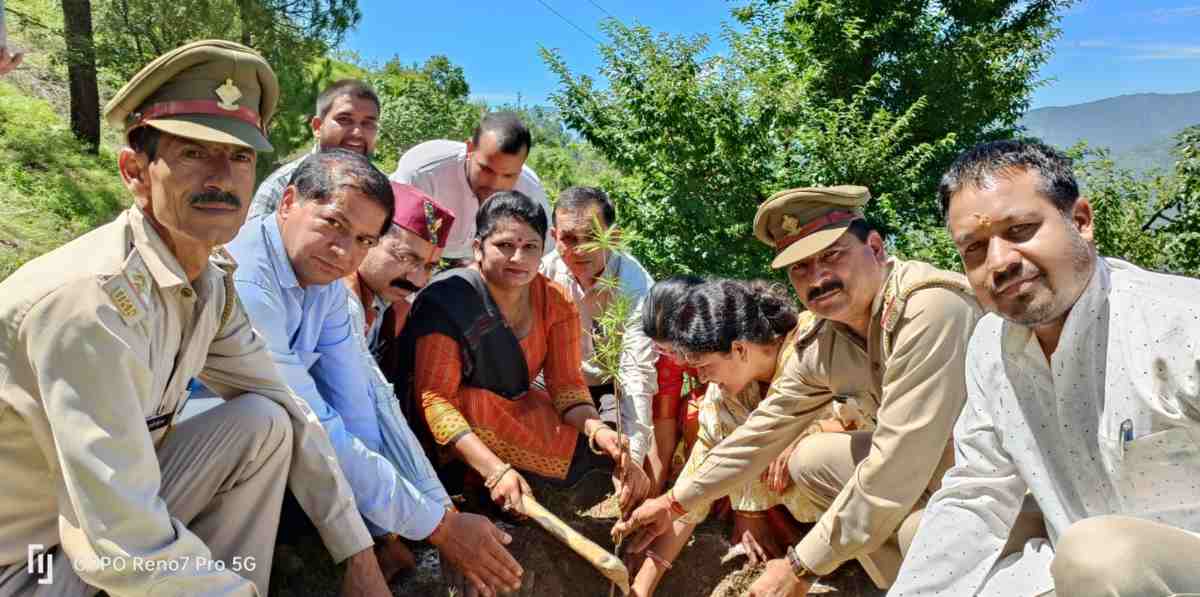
top-left (0, 40), bottom-right (392, 596)
top-left (616, 186), bottom-right (983, 596)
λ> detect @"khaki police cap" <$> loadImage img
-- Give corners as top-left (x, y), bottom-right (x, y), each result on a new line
top-left (103, 39), bottom-right (278, 152)
top-left (752, 185), bottom-right (871, 269)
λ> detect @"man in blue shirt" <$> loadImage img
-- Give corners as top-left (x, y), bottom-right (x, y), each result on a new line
top-left (227, 148), bottom-right (523, 596)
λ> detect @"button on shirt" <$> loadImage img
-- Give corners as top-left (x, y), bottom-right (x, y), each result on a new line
top-left (226, 214), bottom-right (446, 540)
top-left (391, 139), bottom-right (554, 260)
top-left (540, 249), bottom-right (658, 465)
top-left (892, 258), bottom-right (1200, 597)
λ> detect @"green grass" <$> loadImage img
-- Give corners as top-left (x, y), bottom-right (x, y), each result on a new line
top-left (0, 81), bottom-right (129, 280)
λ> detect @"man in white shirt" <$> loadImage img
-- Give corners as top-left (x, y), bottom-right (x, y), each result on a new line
top-left (248, 79), bottom-right (380, 219)
top-left (540, 186), bottom-right (654, 507)
top-left (892, 140), bottom-right (1200, 597)
top-left (391, 112), bottom-right (553, 264)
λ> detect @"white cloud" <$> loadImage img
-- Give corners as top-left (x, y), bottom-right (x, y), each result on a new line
top-left (1145, 6), bottom-right (1200, 23)
top-left (1067, 40), bottom-right (1200, 60)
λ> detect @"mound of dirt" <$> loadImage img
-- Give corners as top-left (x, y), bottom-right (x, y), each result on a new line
top-left (269, 471), bottom-right (883, 597)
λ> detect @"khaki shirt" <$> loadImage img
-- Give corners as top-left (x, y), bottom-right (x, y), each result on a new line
top-left (0, 208), bottom-right (372, 595)
top-left (679, 324), bottom-right (829, 525)
top-left (672, 259), bottom-right (980, 576)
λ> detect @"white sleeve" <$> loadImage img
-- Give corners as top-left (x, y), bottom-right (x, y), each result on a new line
top-left (888, 365), bottom-right (1027, 597)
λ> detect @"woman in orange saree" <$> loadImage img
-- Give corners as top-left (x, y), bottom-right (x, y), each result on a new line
top-left (388, 191), bottom-right (649, 514)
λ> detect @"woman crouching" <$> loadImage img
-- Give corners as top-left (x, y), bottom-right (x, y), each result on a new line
top-left (624, 279), bottom-right (837, 596)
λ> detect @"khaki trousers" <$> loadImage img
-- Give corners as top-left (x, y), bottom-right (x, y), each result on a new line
top-left (0, 394), bottom-right (292, 596)
top-left (1049, 515), bottom-right (1200, 597)
top-left (788, 431), bottom-right (1046, 589)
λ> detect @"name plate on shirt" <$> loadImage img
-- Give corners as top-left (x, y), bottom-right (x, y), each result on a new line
top-left (146, 413), bottom-right (172, 432)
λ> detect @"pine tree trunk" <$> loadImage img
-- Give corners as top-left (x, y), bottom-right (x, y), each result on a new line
top-left (61, 0), bottom-right (100, 153)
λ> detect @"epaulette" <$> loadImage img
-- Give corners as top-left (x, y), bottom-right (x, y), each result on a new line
top-left (99, 249), bottom-right (154, 326)
top-left (793, 309), bottom-right (824, 351)
top-left (879, 272), bottom-right (972, 353)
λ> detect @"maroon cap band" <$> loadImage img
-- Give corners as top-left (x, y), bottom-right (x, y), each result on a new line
top-left (130, 99), bottom-right (263, 130)
top-left (774, 210), bottom-right (861, 251)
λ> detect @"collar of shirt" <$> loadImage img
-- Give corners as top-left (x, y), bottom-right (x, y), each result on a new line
top-left (342, 271), bottom-right (387, 331)
top-left (128, 206), bottom-right (227, 297)
top-left (823, 258), bottom-right (897, 345)
top-left (544, 250), bottom-right (625, 297)
top-left (262, 214), bottom-right (301, 289)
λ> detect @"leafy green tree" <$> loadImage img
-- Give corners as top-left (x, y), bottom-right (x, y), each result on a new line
top-left (368, 55), bottom-right (480, 168)
top-left (91, 0), bottom-right (360, 174)
top-left (545, 21), bottom-right (956, 277)
top-left (1073, 126), bottom-right (1200, 277)
top-left (737, 0), bottom-right (1071, 152)
top-left (543, 2), bottom-right (1072, 277)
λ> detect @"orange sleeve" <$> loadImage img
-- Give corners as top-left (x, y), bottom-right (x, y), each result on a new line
top-left (414, 333), bottom-right (473, 445)
top-left (541, 280), bottom-right (593, 415)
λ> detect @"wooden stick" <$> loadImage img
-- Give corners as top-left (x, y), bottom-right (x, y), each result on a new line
top-left (520, 494), bottom-right (631, 595)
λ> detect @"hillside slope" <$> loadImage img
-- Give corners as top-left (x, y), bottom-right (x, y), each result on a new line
top-left (1020, 91), bottom-right (1200, 172)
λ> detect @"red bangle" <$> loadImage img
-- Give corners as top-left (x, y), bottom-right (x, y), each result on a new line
top-left (666, 491), bottom-right (688, 517)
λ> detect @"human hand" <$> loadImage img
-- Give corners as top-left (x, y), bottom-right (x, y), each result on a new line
top-left (339, 548), bottom-right (392, 597)
top-left (613, 457), bottom-right (652, 512)
top-left (429, 510), bottom-right (523, 596)
top-left (732, 513), bottom-right (785, 566)
top-left (611, 494), bottom-right (674, 553)
top-left (594, 427), bottom-right (629, 469)
top-left (761, 436), bottom-right (803, 494)
top-left (748, 557), bottom-right (811, 597)
top-left (488, 466), bottom-right (533, 516)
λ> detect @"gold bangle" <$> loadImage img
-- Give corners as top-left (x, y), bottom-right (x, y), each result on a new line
top-left (587, 424), bottom-right (606, 455)
top-left (484, 463), bottom-right (513, 490)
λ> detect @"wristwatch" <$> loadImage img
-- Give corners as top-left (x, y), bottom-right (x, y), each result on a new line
top-left (785, 547), bottom-right (819, 583)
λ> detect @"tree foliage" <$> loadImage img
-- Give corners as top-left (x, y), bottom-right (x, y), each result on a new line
top-left (1074, 126), bottom-right (1200, 277)
top-left (368, 55), bottom-right (480, 168)
top-left (91, 0), bottom-right (361, 173)
top-left (543, 2), bottom-right (1071, 278)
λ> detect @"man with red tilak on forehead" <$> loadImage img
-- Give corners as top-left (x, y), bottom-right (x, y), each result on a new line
top-left (618, 186), bottom-right (1007, 597)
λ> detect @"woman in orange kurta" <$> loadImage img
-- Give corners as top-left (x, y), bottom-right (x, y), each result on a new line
top-left (400, 191), bottom-right (646, 513)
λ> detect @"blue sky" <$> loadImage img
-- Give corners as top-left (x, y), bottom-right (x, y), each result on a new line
top-left (344, 0), bottom-right (1200, 111)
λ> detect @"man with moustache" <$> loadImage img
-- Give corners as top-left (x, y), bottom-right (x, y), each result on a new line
top-left (391, 111), bottom-right (554, 265)
top-left (616, 186), bottom-right (985, 597)
top-left (0, 41), bottom-right (388, 596)
top-left (248, 79), bottom-right (380, 219)
top-left (540, 186), bottom-right (655, 505)
top-left (346, 182), bottom-right (454, 347)
top-left (891, 141), bottom-right (1200, 597)
top-left (226, 150), bottom-right (523, 597)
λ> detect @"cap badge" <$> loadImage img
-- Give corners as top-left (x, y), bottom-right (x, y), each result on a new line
top-left (215, 79), bottom-right (242, 111)
top-left (423, 201), bottom-right (443, 247)
top-left (781, 214), bottom-right (801, 235)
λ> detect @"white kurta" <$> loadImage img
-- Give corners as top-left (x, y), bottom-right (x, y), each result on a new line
top-left (891, 258), bottom-right (1200, 597)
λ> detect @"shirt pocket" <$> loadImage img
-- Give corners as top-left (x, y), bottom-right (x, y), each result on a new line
top-left (1105, 426), bottom-right (1200, 527)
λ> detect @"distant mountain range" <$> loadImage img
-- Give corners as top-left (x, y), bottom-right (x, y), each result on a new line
top-left (1018, 91), bottom-right (1200, 173)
